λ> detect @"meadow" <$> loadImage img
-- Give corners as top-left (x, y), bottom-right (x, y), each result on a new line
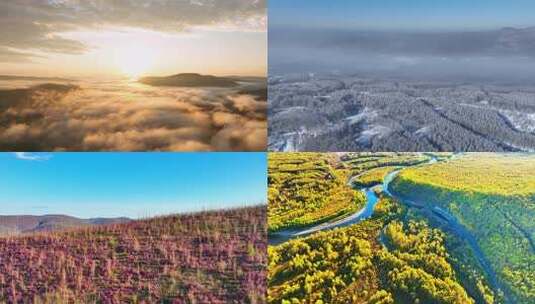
top-left (0, 207), bottom-right (267, 303)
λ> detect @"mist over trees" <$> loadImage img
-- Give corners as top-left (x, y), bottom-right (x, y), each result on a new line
top-left (270, 26), bottom-right (535, 82)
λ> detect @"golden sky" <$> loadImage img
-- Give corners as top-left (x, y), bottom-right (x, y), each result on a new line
top-left (0, 1), bottom-right (266, 78)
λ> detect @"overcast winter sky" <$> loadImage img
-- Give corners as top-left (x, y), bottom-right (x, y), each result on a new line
top-left (0, 0), bottom-right (266, 77)
top-left (270, 0), bottom-right (535, 81)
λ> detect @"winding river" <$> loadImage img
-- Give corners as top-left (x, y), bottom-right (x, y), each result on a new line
top-left (269, 184), bottom-right (381, 246)
top-left (270, 157), bottom-right (438, 244)
top-left (269, 155), bottom-right (509, 302)
top-left (269, 158), bottom-right (436, 245)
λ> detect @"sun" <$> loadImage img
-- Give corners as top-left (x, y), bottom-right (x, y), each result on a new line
top-left (113, 45), bottom-right (157, 79)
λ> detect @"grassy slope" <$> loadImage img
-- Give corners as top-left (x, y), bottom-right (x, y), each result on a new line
top-left (391, 153), bottom-right (535, 303)
top-left (0, 207), bottom-right (266, 304)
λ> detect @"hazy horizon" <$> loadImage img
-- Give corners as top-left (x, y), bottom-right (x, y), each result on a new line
top-left (270, 0), bottom-right (535, 81)
top-left (0, 152), bottom-right (267, 219)
top-left (0, 71), bottom-right (268, 79)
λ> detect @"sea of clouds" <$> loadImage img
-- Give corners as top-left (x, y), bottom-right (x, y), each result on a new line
top-left (0, 80), bottom-right (266, 151)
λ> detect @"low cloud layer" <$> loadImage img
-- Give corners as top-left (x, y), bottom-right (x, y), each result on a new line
top-left (272, 27), bottom-right (535, 57)
top-left (0, 82), bottom-right (266, 151)
top-left (270, 26), bottom-right (535, 81)
top-left (0, 0), bottom-right (266, 62)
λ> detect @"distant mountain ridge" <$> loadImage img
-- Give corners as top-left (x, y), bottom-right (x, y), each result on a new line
top-left (139, 73), bottom-right (239, 87)
top-left (0, 215), bottom-right (130, 235)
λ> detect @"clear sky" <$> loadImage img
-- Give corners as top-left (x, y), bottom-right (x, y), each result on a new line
top-left (0, 1), bottom-right (266, 78)
top-left (270, 0), bottom-right (535, 30)
top-left (0, 152), bottom-right (267, 219)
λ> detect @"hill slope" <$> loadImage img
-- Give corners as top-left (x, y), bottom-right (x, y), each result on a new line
top-left (139, 73), bottom-right (239, 87)
top-left (0, 207), bottom-right (267, 303)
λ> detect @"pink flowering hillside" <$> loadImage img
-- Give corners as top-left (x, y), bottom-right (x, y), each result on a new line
top-left (0, 206), bottom-right (267, 303)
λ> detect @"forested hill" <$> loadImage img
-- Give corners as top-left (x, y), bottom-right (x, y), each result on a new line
top-left (391, 153), bottom-right (535, 303)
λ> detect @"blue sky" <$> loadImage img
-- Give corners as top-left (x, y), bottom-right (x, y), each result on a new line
top-left (270, 0), bottom-right (535, 30)
top-left (0, 153), bottom-right (266, 218)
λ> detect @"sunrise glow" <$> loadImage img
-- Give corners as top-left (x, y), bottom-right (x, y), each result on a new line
top-left (113, 45), bottom-right (157, 79)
